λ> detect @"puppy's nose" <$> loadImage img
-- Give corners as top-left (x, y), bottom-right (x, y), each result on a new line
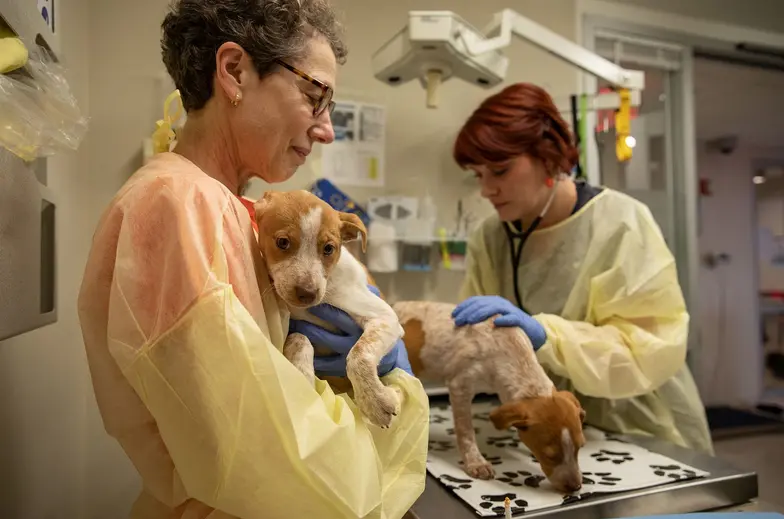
top-left (562, 478), bottom-right (582, 493)
top-left (295, 286), bottom-right (317, 305)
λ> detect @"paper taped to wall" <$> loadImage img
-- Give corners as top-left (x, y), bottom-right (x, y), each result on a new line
top-left (321, 100), bottom-right (386, 187)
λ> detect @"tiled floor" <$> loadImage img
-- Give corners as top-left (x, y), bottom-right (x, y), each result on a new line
top-left (714, 432), bottom-right (784, 509)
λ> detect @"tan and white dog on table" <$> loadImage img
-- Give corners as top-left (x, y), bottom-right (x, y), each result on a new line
top-left (394, 301), bottom-right (587, 494)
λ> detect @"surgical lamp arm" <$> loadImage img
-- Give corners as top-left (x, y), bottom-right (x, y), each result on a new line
top-left (463, 9), bottom-right (644, 90)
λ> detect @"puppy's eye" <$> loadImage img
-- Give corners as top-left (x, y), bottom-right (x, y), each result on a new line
top-left (276, 237), bottom-right (290, 250)
top-left (323, 243), bottom-right (335, 256)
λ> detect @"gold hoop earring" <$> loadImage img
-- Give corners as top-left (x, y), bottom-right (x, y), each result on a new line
top-left (231, 92), bottom-right (241, 107)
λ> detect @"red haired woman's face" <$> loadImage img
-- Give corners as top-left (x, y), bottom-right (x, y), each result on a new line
top-left (470, 154), bottom-right (551, 223)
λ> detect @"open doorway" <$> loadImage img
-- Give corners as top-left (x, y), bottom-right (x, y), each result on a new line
top-left (694, 56), bottom-right (784, 416)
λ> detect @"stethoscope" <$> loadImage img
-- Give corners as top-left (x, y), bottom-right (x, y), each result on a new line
top-left (502, 174), bottom-right (564, 313)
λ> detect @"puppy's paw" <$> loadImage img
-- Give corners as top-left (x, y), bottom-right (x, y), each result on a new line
top-left (464, 459), bottom-right (496, 480)
top-left (378, 385), bottom-right (402, 417)
top-left (358, 385), bottom-right (401, 429)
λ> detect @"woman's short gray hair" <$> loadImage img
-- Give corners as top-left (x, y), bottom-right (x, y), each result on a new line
top-left (161, 0), bottom-right (348, 112)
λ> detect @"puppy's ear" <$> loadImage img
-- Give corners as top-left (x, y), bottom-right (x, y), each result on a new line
top-left (559, 390), bottom-right (586, 423)
top-left (489, 402), bottom-right (530, 431)
top-left (339, 212), bottom-right (368, 253)
top-left (253, 191), bottom-right (276, 223)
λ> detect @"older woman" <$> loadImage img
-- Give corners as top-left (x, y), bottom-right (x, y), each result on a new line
top-left (77, 2), bottom-right (428, 518)
top-left (448, 82), bottom-right (713, 454)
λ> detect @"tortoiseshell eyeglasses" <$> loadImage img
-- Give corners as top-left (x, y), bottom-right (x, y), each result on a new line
top-left (275, 59), bottom-right (335, 117)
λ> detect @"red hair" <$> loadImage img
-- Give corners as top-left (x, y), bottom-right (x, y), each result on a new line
top-left (453, 83), bottom-right (579, 176)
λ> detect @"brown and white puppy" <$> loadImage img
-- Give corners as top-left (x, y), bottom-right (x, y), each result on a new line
top-left (254, 190), bottom-right (404, 428)
top-left (394, 301), bottom-right (586, 494)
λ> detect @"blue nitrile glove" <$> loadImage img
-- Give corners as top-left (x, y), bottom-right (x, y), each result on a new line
top-left (451, 295), bottom-right (547, 351)
top-left (288, 285), bottom-right (413, 377)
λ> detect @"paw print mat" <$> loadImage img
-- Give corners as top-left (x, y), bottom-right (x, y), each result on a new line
top-left (427, 401), bottom-right (709, 517)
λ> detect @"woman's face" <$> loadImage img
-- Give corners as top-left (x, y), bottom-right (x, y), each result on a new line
top-left (470, 155), bottom-right (551, 223)
top-left (221, 36), bottom-right (338, 184)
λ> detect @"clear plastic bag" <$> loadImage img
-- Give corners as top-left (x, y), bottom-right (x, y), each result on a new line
top-left (0, 38), bottom-right (88, 162)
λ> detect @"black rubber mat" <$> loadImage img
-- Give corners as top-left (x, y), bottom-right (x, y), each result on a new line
top-left (706, 406), bottom-right (783, 430)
